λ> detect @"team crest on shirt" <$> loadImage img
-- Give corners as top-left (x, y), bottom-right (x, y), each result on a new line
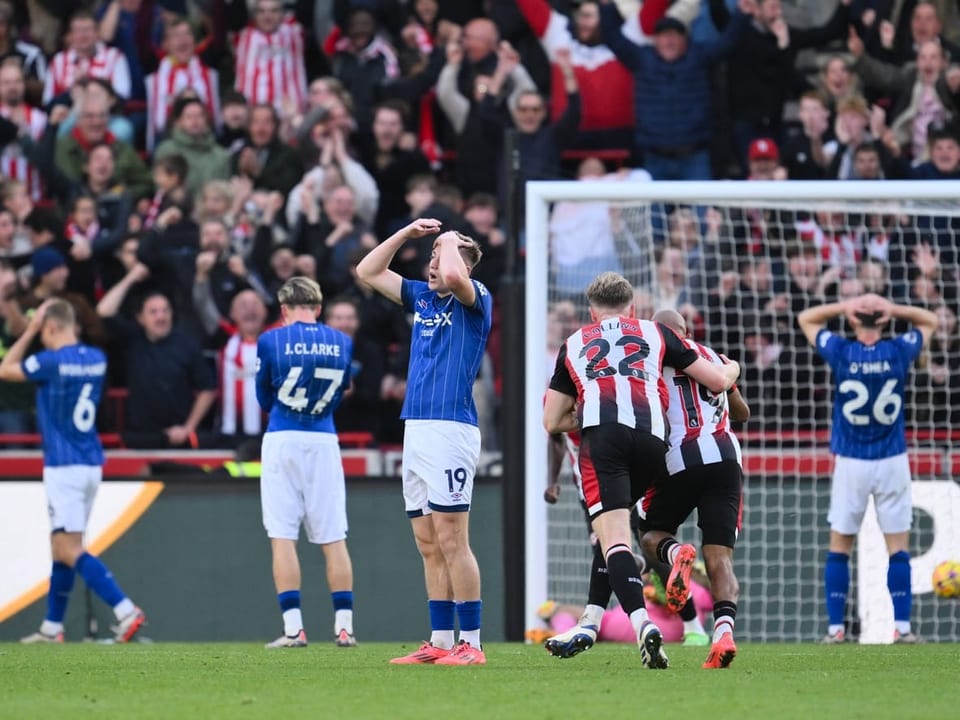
top-left (417, 299), bottom-right (429, 310)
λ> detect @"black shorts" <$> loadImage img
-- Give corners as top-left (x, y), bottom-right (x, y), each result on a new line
top-left (637, 460), bottom-right (743, 548)
top-left (579, 424), bottom-right (668, 520)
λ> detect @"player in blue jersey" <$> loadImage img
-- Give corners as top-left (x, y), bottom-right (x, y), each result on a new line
top-left (357, 218), bottom-right (493, 665)
top-left (0, 299), bottom-right (146, 643)
top-left (798, 293), bottom-right (937, 644)
top-left (255, 277), bottom-right (358, 648)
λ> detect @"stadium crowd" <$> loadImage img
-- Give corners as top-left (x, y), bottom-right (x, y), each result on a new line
top-left (0, 0), bottom-right (959, 449)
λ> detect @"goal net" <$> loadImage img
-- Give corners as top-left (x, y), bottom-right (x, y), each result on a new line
top-left (524, 180), bottom-right (960, 643)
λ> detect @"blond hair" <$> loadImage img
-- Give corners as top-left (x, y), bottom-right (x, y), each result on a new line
top-left (278, 277), bottom-right (323, 308)
top-left (43, 299), bottom-right (77, 329)
top-left (586, 272), bottom-right (634, 311)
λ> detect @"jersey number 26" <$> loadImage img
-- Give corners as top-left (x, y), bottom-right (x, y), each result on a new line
top-left (839, 378), bottom-right (902, 426)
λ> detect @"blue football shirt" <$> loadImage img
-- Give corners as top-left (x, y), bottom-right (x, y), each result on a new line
top-left (22, 344), bottom-right (106, 467)
top-left (256, 321), bottom-right (353, 434)
top-left (815, 328), bottom-right (923, 459)
top-left (400, 278), bottom-right (493, 426)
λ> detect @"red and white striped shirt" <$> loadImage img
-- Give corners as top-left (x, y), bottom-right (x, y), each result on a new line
top-left (662, 340), bottom-right (742, 475)
top-left (220, 333), bottom-right (262, 436)
top-left (145, 56), bottom-right (221, 151)
top-left (233, 19), bottom-right (307, 113)
top-left (0, 104), bottom-right (47, 201)
top-left (550, 318), bottom-right (697, 440)
top-left (43, 44), bottom-right (131, 103)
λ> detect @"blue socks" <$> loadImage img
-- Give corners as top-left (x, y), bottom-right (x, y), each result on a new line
top-left (46, 561), bottom-right (75, 623)
top-left (75, 552), bottom-right (126, 608)
top-left (331, 591), bottom-right (353, 611)
top-left (887, 551), bottom-right (912, 623)
top-left (278, 590), bottom-right (301, 613)
top-left (456, 600), bottom-right (482, 632)
top-left (428, 599), bottom-right (455, 649)
top-left (824, 551), bottom-right (849, 627)
top-left (429, 599), bottom-right (455, 632)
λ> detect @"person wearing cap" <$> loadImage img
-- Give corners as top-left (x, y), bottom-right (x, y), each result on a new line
top-left (746, 137), bottom-right (787, 180)
top-left (0, 245), bottom-right (105, 347)
top-left (598, 0), bottom-right (752, 180)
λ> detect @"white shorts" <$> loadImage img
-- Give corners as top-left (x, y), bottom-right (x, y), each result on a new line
top-left (828, 453), bottom-right (912, 535)
top-left (44, 465), bottom-right (102, 534)
top-left (260, 431), bottom-right (347, 544)
top-left (402, 420), bottom-right (481, 516)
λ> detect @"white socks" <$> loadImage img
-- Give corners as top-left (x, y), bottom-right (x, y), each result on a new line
top-left (580, 604), bottom-right (605, 629)
top-left (430, 630), bottom-right (455, 649)
top-left (334, 609), bottom-right (353, 635)
top-left (282, 608), bottom-right (303, 636)
top-left (113, 598), bottom-right (135, 621)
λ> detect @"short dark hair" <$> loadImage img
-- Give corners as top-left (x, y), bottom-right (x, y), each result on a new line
top-left (374, 99), bottom-right (411, 126)
top-left (154, 153), bottom-right (189, 182)
top-left (137, 290), bottom-right (171, 315)
top-left (171, 95), bottom-right (206, 123)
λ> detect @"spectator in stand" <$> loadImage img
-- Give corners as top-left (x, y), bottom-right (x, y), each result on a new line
top-left (0, 60), bottom-right (47, 202)
top-left (324, 295), bottom-right (386, 441)
top-left (600, 0), bottom-right (751, 180)
top-left (2, 246), bottom-right (105, 347)
top-left (53, 92), bottom-right (152, 201)
top-left (912, 303), bottom-right (960, 427)
top-left (218, 90), bottom-right (250, 155)
top-left (506, 48), bottom-right (581, 211)
top-left (55, 77), bottom-right (134, 145)
top-left (96, 282), bottom-right (218, 449)
top-left (286, 108), bottom-right (379, 229)
top-left (24, 207), bottom-right (98, 302)
top-left (141, 153), bottom-right (189, 233)
top-left (516, 0), bottom-right (637, 149)
top-left (63, 193), bottom-right (127, 283)
top-left (232, 103), bottom-right (303, 197)
top-left (292, 183), bottom-right (377, 299)
top-left (850, 142), bottom-right (885, 179)
top-left (154, 96), bottom-right (231, 197)
top-left (437, 35), bottom-right (535, 196)
top-left (44, 10), bottom-right (132, 105)
top-left (329, 6), bottom-right (400, 135)
top-left (0, 259), bottom-right (34, 437)
top-left (911, 124), bottom-right (960, 178)
top-left (462, 192), bottom-right (507, 297)
top-left (714, 0), bottom-right (852, 165)
top-left (95, 0), bottom-right (164, 114)
top-left (0, 1), bottom-right (46, 106)
top-left (207, 289), bottom-right (270, 446)
top-left (823, 95), bottom-right (900, 180)
top-left (358, 100), bottom-right (431, 238)
top-left (745, 137), bottom-right (788, 180)
top-left (862, 0), bottom-right (960, 65)
top-left (817, 55), bottom-right (860, 126)
top-left (849, 30), bottom-right (960, 165)
top-left (781, 91), bottom-right (832, 180)
top-left (233, 0), bottom-right (308, 116)
top-left (145, 17), bottom-right (221, 151)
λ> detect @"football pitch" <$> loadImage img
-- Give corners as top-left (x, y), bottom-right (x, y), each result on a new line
top-left (1, 642), bottom-right (957, 719)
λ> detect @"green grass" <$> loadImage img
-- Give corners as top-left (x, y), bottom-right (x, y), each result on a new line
top-left (0, 642), bottom-right (957, 720)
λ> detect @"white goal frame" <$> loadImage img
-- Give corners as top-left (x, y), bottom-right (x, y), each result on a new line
top-left (523, 179), bottom-right (960, 639)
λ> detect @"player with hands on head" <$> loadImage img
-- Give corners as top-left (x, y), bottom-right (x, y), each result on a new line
top-left (357, 218), bottom-right (493, 665)
top-left (0, 299), bottom-right (146, 644)
top-left (798, 292), bottom-right (937, 644)
top-left (543, 272), bottom-right (739, 669)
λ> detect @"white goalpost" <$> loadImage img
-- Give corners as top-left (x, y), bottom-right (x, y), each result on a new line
top-left (524, 180), bottom-right (960, 643)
